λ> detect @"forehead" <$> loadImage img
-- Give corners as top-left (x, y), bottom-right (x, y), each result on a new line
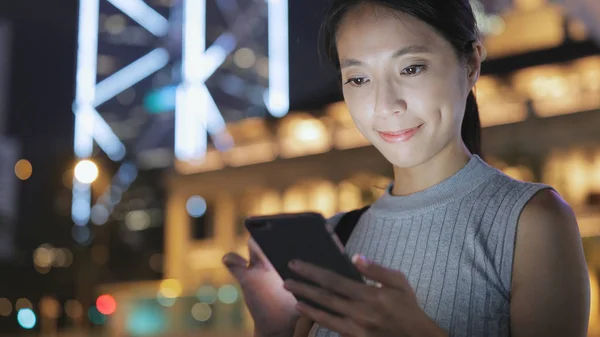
top-left (335, 4), bottom-right (450, 58)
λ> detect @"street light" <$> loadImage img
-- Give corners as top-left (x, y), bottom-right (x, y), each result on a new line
top-left (74, 160), bottom-right (99, 184)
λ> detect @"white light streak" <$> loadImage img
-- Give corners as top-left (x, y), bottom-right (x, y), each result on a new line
top-left (94, 48), bottom-right (169, 108)
top-left (72, 180), bottom-right (91, 226)
top-left (266, 0), bottom-right (289, 117)
top-left (175, 0), bottom-right (208, 161)
top-left (182, 0), bottom-right (206, 81)
top-left (106, 0), bottom-right (170, 37)
top-left (73, 106), bottom-right (94, 158)
top-left (91, 108), bottom-right (126, 161)
top-left (175, 84), bottom-right (208, 161)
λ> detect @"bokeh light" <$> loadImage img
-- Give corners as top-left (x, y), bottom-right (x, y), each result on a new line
top-left (0, 298), bottom-right (12, 317)
top-left (88, 306), bottom-right (106, 325)
top-left (14, 159), bottom-right (32, 180)
top-left (96, 294), bottom-right (116, 315)
top-left (71, 226), bottom-right (91, 244)
top-left (186, 196), bottom-right (207, 218)
top-left (159, 279), bottom-right (182, 298)
top-left (233, 48), bottom-right (256, 69)
top-left (74, 160), bottom-right (99, 184)
top-left (196, 285), bottom-right (217, 304)
top-left (191, 303), bottom-right (212, 322)
top-left (64, 300), bottom-right (83, 319)
top-left (90, 205), bottom-right (110, 225)
top-left (157, 279), bottom-right (181, 307)
top-left (127, 306), bottom-right (166, 336)
top-left (156, 292), bottom-right (176, 307)
top-left (39, 296), bottom-right (60, 319)
top-left (33, 245), bottom-right (54, 268)
top-left (17, 308), bottom-right (36, 329)
top-left (217, 284), bottom-right (239, 304)
top-left (125, 210), bottom-right (151, 231)
top-left (15, 298), bottom-right (32, 311)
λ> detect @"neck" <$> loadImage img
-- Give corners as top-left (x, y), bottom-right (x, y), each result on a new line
top-left (391, 141), bottom-right (471, 196)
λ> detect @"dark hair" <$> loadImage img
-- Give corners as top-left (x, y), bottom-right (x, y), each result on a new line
top-left (321, 0), bottom-right (483, 157)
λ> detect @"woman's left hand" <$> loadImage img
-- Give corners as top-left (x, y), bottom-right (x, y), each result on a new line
top-left (283, 254), bottom-right (447, 337)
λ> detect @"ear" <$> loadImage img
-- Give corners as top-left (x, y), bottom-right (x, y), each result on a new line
top-left (467, 41), bottom-right (485, 88)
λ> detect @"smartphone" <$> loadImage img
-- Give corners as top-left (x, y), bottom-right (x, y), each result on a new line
top-left (245, 212), bottom-right (364, 315)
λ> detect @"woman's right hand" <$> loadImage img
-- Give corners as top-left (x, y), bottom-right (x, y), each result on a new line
top-left (223, 238), bottom-right (300, 337)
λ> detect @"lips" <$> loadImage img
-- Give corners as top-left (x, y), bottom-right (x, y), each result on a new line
top-left (377, 124), bottom-right (423, 143)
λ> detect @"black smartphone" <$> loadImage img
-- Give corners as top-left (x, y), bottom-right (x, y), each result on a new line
top-left (245, 212), bottom-right (364, 315)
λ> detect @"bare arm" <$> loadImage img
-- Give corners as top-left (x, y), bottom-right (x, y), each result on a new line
top-left (511, 189), bottom-right (590, 337)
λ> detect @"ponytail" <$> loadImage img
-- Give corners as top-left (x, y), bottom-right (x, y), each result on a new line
top-left (461, 90), bottom-right (483, 157)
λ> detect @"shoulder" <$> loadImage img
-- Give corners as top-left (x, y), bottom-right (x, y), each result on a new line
top-left (514, 188), bottom-right (583, 272)
top-left (518, 188), bottom-right (576, 226)
top-left (510, 189), bottom-right (589, 336)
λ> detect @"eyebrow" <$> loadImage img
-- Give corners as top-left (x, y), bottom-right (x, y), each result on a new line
top-left (339, 45), bottom-right (431, 69)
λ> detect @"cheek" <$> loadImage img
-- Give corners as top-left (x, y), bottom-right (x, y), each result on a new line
top-left (343, 89), bottom-right (374, 129)
top-left (407, 78), bottom-right (464, 126)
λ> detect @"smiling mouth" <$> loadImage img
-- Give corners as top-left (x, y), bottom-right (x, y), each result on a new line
top-left (377, 124), bottom-right (423, 143)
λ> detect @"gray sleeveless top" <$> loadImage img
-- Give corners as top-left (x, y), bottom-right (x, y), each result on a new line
top-left (311, 155), bottom-right (551, 337)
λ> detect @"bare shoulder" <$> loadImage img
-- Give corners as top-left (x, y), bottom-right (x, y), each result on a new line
top-left (510, 188), bottom-right (590, 337)
top-left (519, 188), bottom-right (575, 223)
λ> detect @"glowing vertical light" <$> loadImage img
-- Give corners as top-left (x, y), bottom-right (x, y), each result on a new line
top-left (72, 180), bottom-right (92, 226)
top-left (175, 0), bottom-right (208, 161)
top-left (72, 0), bottom-right (100, 226)
top-left (266, 0), bottom-right (289, 117)
top-left (74, 0), bottom-right (126, 161)
top-left (74, 0), bottom-right (100, 158)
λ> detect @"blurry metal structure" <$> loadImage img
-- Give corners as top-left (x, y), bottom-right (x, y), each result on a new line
top-left (72, 0), bottom-right (290, 229)
top-left (0, 20), bottom-right (17, 260)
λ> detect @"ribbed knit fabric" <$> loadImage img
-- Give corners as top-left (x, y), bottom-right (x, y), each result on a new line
top-left (311, 155), bottom-right (551, 337)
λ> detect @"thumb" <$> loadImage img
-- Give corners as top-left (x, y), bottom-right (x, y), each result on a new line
top-left (222, 252), bottom-right (248, 280)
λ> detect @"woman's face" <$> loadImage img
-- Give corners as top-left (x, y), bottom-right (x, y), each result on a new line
top-left (336, 4), bottom-right (477, 168)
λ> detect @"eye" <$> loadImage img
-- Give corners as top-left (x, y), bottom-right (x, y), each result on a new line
top-left (401, 65), bottom-right (426, 76)
top-left (344, 77), bottom-right (370, 87)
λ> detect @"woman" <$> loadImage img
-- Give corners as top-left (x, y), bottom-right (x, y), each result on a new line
top-left (223, 0), bottom-right (590, 336)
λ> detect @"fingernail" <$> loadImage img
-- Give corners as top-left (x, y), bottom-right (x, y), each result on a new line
top-left (352, 254), bottom-right (369, 267)
top-left (288, 260), bottom-right (299, 269)
top-left (222, 255), bottom-right (241, 267)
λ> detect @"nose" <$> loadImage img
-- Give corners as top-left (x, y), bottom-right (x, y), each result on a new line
top-left (373, 79), bottom-right (407, 118)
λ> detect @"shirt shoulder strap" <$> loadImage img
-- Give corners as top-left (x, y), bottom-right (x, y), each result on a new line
top-left (334, 206), bottom-right (370, 246)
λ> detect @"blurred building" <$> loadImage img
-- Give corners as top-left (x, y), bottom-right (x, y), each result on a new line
top-left (63, 0), bottom-right (600, 336)
top-left (0, 19), bottom-right (18, 261)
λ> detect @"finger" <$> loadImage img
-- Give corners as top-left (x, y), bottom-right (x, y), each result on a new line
top-left (222, 252), bottom-right (247, 267)
top-left (222, 252), bottom-right (248, 280)
top-left (296, 302), bottom-right (361, 337)
top-left (283, 280), bottom-right (353, 316)
top-left (288, 260), bottom-right (368, 300)
top-left (284, 280), bottom-right (384, 329)
top-left (352, 254), bottom-right (409, 290)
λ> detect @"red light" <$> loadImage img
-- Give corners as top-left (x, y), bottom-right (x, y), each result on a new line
top-left (96, 295), bottom-right (116, 315)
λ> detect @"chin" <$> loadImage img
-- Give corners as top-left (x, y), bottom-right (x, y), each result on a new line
top-left (376, 146), bottom-right (431, 169)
